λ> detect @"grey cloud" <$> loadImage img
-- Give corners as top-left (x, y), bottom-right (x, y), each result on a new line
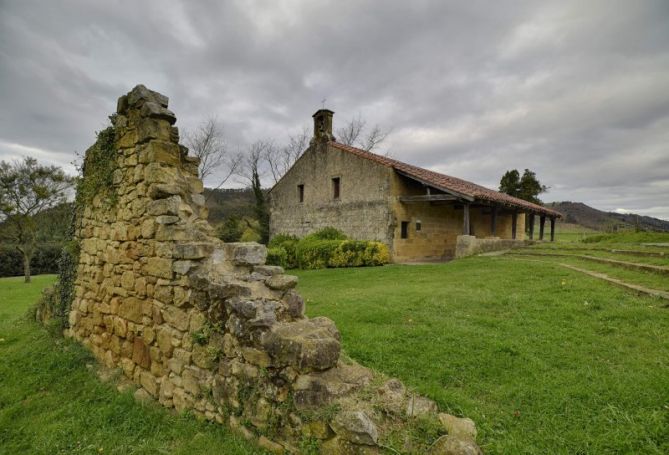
top-left (0, 0), bottom-right (667, 219)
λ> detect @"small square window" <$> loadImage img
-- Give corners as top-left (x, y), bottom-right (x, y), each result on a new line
top-left (332, 177), bottom-right (340, 199)
top-left (416, 221), bottom-right (422, 231)
top-left (297, 184), bottom-right (304, 202)
top-left (401, 221), bottom-right (409, 239)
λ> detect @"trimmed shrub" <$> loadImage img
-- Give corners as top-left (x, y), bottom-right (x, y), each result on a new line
top-left (296, 239), bottom-right (341, 269)
top-left (304, 227), bottom-right (348, 241)
top-left (330, 240), bottom-right (390, 268)
top-left (269, 229), bottom-right (390, 270)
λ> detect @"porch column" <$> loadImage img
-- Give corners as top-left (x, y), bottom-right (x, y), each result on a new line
top-left (491, 205), bottom-right (498, 236)
top-left (550, 217), bottom-right (556, 242)
top-left (511, 211), bottom-right (518, 240)
top-left (539, 215), bottom-right (546, 240)
top-left (528, 213), bottom-right (535, 240)
top-left (463, 203), bottom-right (470, 235)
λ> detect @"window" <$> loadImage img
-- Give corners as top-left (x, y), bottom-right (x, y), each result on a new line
top-left (401, 221), bottom-right (409, 239)
top-left (415, 220), bottom-right (422, 231)
top-left (297, 184), bottom-right (304, 203)
top-left (332, 177), bottom-right (340, 199)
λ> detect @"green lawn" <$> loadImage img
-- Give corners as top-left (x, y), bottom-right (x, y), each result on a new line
top-left (2, 252), bottom-right (669, 454)
top-left (296, 258), bottom-right (669, 454)
top-left (0, 275), bottom-right (260, 455)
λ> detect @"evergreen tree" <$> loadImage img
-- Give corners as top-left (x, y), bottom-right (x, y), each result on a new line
top-left (499, 169), bottom-right (521, 197)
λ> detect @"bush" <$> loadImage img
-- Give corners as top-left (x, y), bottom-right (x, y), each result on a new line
top-left (296, 239), bottom-right (341, 269)
top-left (0, 243), bottom-right (63, 277)
top-left (266, 247), bottom-right (288, 268)
top-left (217, 217), bottom-right (244, 242)
top-left (304, 227), bottom-right (348, 241)
top-left (269, 234), bottom-right (299, 269)
top-left (269, 229), bottom-right (390, 270)
top-left (330, 240), bottom-right (390, 268)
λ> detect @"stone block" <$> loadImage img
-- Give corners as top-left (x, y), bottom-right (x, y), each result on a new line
top-left (162, 306), bottom-right (189, 331)
top-left (266, 274), bottom-right (298, 291)
top-left (261, 317), bottom-right (340, 372)
top-left (429, 435), bottom-right (483, 455)
top-left (132, 337), bottom-right (151, 369)
top-left (331, 411), bottom-right (378, 446)
top-left (438, 413), bottom-right (478, 440)
top-left (241, 347), bottom-right (271, 368)
top-left (224, 242), bottom-right (267, 266)
top-left (174, 242), bottom-right (213, 260)
top-left (118, 297), bottom-right (144, 323)
top-left (126, 84), bottom-right (169, 108)
top-left (192, 344), bottom-right (217, 369)
top-left (140, 102), bottom-right (176, 125)
top-left (144, 257), bottom-right (173, 279)
top-left (406, 395), bottom-right (438, 417)
top-left (146, 195), bottom-right (181, 216)
top-left (140, 370), bottom-right (159, 397)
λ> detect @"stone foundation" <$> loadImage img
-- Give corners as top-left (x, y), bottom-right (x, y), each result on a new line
top-left (66, 85), bottom-right (482, 454)
top-left (455, 235), bottom-right (531, 259)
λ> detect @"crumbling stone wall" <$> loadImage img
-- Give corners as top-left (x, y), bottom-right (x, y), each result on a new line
top-left (67, 85), bottom-right (481, 454)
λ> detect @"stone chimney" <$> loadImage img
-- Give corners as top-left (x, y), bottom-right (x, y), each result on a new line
top-left (312, 108), bottom-right (335, 142)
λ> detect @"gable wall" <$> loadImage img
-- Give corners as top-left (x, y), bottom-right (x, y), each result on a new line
top-left (269, 142), bottom-right (394, 244)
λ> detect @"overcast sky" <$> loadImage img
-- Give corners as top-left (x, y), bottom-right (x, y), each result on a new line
top-left (1, 0), bottom-right (668, 219)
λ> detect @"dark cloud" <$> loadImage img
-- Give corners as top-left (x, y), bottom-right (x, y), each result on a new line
top-left (1, 0), bottom-right (667, 219)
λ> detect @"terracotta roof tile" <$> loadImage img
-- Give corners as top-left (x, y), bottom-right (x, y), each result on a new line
top-left (330, 141), bottom-right (561, 217)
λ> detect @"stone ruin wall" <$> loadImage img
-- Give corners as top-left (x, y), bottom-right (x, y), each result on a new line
top-left (66, 85), bottom-right (482, 455)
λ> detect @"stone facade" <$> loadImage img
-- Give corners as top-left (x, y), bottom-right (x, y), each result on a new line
top-left (269, 111), bottom-right (528, 262)
top-left (269, 141), bottom-right (395, 242)
top-left (66, 85), bottom-right (481, 454)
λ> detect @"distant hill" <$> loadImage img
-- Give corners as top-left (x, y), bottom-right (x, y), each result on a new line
top-left (204, 188), bottom-right (256, 223)
top-left (547, 201), bottom-right (669, 232)
top-left (203, 191), bottom-right (669, 233)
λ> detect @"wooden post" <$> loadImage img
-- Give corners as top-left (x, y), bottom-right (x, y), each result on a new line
top-left (550, 217), bottom-right (556, 242)
top-left (528, 213), bottom-right (535, 240)
top-left (511, 211), bottom-right (518, 240)
top-left (491, 205), bottom-right (497, 237)
top-left (463, 203), bottom-right (470, 235)
top-left (539, 215), bottom-right (546, 240)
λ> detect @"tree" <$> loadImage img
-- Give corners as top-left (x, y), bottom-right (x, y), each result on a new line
top-left (499, 168), bottom-right (547, 204)
top-left (265, 127), bottom-right (310, 184)
top-left (336, 115), bottom-right (390, 152)
top-left (184, 117), bottom-right (242, 195)
top-left (0, 158), bottom-right (74, 282)
top-left (239, 141), bottom-right (272, 244)
top-left (499, 169), bottom-right (521, 198)
top-left (518, 169), bottom-right (548, 204)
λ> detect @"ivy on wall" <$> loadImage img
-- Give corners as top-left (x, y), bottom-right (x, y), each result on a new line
top-left (40, 123), bottom-right (118, 330)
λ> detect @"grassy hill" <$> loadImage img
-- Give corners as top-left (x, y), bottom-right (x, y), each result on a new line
top-left (204, 188), bottom-right (256, 223)
top-left (547, 201), bottom-right (669, 232)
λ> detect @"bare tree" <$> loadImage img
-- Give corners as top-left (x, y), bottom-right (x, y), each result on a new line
top-left (184, 117), bottom-right (242, 193)
top-left (336, 114), bottom-right (390, 152)
top-left (265, 126), bottom-right (310, 184)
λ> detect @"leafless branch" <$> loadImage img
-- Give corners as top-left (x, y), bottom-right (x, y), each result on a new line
top-left (336, 114), bottom-right (391, 152)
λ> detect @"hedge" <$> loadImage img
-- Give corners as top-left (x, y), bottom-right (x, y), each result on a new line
top-left (267, 228), bottom-right (390, 270)
top-left (0, 243), bottom-right (63, 277)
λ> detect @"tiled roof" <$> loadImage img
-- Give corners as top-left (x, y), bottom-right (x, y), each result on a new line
top-left (330, 141), bottom-right (561, 217)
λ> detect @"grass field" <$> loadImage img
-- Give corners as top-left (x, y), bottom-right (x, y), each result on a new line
top-left (2, 231), bottom-right (668, 454)
top-left (296, 258), bottom-right (669, 454)
top-left (0, 276), bottom-right (259, 455)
